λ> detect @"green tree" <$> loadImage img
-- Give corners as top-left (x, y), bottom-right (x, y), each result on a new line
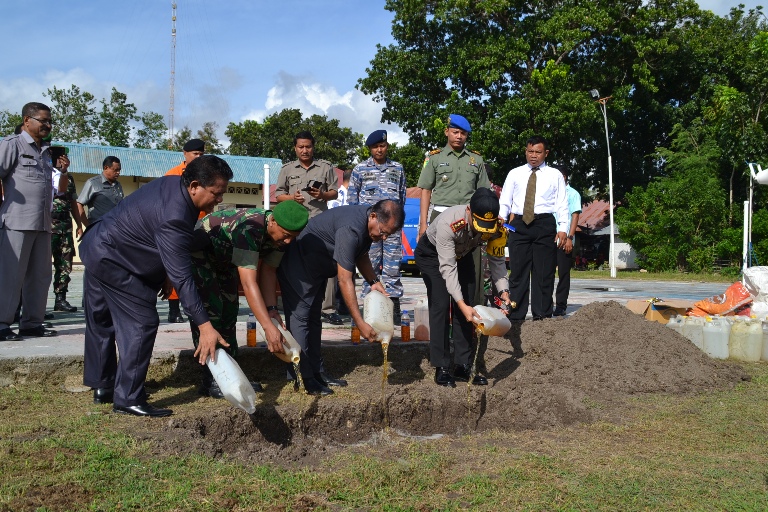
top-left (0, 110), bottom-right (22, 136)
top-left (196, 121), bottom-right (224, 155)
top-left (226, 108), bottom-right (363, 169)
top-left (44, 85), bottom-right (97, 143)
top-left (97, 87), bottom-right (137, 147)
top-left (134, 111), bottom-right (168, 150)
top-left (616, 124), bottom-right (727, 272)
top-left (166, 126), bottom-right (193, 152)
top-left (388, 142), bottom-right (426, 188)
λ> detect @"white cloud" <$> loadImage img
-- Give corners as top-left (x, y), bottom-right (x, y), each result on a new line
top-left (249, 71), bottom-right (409, 146)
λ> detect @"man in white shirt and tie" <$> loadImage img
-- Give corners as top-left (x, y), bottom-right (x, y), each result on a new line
top-left (498, 136), bottom-right (569, 321)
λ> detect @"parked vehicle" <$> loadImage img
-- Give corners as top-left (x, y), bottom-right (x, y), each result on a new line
top-left (401, 198), bottom-right (420, 274)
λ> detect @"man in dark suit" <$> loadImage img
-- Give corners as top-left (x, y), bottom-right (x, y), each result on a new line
top-left (80, 155), bottom-right (234, 417)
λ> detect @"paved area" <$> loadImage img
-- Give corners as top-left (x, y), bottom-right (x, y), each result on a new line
top-left (0, 266), bottom-right (731, 361)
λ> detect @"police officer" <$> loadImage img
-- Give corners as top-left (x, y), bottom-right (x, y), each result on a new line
top-left (347, 130), bottom-right (407, 323)
top-left (51, 172), bottom-right (83, 312)
top-left (414, 188), bottom-right (511, 388)
top-left (189, 200), bottom-right (309, 398)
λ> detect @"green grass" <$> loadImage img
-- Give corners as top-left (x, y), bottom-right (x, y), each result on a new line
top-left (2, 366), bottom-right (768, 511)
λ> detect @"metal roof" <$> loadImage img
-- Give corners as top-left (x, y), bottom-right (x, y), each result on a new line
top-left (56, 142), bottom-right (283, 185)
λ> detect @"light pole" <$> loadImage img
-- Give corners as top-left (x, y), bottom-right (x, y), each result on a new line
top-left (590, 89), bottom-right (617, 278)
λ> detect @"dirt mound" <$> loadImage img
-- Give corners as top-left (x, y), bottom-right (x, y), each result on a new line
top-left (136, 301), bottom-right (747, 465)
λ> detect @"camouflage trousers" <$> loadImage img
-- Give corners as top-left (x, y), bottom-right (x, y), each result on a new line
top-left (51, 221), bottom-right (74, 294)
top-left (190, 252), bottom-right (241, 358)
top-left (361, 230), bottom-right (403, 298)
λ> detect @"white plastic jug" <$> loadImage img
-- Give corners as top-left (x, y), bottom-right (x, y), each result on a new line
top-left (729, 318), bottom-right (762, 362)
top-left (681, 316), bottom-right (705, 350)
top-left (761, 321), bottom-right (768, 362)
top-left (206, 348), bottom-right (256, 414)
top-left (702, 316), bottom-right (730, 359)
top-left (414, 298), bottom-right (430, 341)
top-left (269, 318), bottom-right (302, 364)
top-left (666, 315), bottom-right (684, 335)
top-left (364, 290), bottom-right (394, 345)
top-left (472, 305), bottom-right (512, 337)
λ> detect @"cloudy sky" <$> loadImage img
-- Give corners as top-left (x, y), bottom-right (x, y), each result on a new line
top-left (0, 1), bottom-right (761, 148)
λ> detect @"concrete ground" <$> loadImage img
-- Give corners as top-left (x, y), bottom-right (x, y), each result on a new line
top-left (0, 266), bottom-right (730, 362)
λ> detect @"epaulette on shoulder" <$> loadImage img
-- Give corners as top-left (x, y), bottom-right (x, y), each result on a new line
top-left (317, 159), bottom-right (333, 166)
top-left (429, 148), bottom-right (442, 155)
top-left (469, 149), bottom-right (482, 156)
top-left (450, 218), bottom-right (467, 233)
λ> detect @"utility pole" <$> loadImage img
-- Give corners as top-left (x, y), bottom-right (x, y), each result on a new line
top-left (168, 2), bottom-right (177, 149)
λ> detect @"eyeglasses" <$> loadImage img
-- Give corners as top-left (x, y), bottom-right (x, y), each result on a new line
top-left (374, 218), bottom-right (392, 238)
top-left (28, 116), bottom-right (54, 126)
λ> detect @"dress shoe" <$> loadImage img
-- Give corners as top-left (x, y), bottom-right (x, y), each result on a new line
top-left (18, 326), bottom-right (57, 338)
top-left (54, 293), bottom-right (77, 312)
top-left (553, 307), bottom-right (567, 317)
top-left (315, 372), bottom-right (347, 387)
top-left (250, 381), bottom-right (264, 393)
top-left (0, 328), bottom-right (21, 342)
top-left (321, 312), bottom-right (344, 325)
top-left (453, 364), bottom-right (488, 385)
top-left (434, 367), bottom-right (456, 388)
top-left (200, 380), bottom-right (225, 399)
top-left (93, 388), bottom-right (114, 404)
top-left (168, 313), bottom-right (185, 323)
top-left (113, 403), bottom-right (173, 417)
top-left (302, 376), bottom-right (334, 396)
top-left (44, 312), bottom-right (55, 320)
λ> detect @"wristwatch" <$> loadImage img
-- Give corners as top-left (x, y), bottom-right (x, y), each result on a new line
top-left (266, 305), bottom-right (278, 312)
top-left (367, 276), bottom-right (381, 286)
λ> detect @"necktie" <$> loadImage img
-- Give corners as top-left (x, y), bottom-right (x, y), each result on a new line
top-left (522, 166), bottom-right (539, 225)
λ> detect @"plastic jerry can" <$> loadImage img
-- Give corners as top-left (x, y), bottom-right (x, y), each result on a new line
top-left (472, 305), bottom-right (512, 337)
top-left (729, 318), bottom-right (762, 362)
top-left (702, 316), bottom-right (730, 359)
top-left (363, 290), bottom-right (394, 345)
top-left (681, 316), bottom-right (705, 350)
top-left (206, 348), bottom-right (256, 414)
top-left (414, 298), bottom-right (430, 341)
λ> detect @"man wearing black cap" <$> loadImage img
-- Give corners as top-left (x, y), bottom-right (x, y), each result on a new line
top-left (414, 188), bottom-right (511, 388)
top-left (348, 130), bottom-right (407, 323)
top-left (164, 138), bottom-right (207, 323)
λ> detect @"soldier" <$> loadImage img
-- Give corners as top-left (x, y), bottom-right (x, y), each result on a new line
top-left (347, 130), bottom-right (407, 323)
top-left (189, 200), bottom-right (309, 398)
top-left (414, 188), bottom-right (512, 388)
top-left (51, 172), bottom-right (84, 312)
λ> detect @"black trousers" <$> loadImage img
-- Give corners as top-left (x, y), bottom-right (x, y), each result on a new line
top-left (82, 269), bottom-right (160, 407)
top-left (277, 258), bottom-right (327, 379)
top-left (555, 246), bottom-right (573, 309)
top-left (507, 214), bottom-right (557, 320)
top-left (414, 236), bottom-right (476, 368)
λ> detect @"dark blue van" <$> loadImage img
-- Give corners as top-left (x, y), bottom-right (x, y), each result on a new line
top-left (401, 197), bottom-right (420, 273)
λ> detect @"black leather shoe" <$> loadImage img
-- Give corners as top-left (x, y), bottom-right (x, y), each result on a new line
top-left (54, 294), bottom-right (77, 313)
top-left (453, 364), bottom-right (488, 385)
top-left (18, 326), bottom-right (57, 338)
top-left (316, 372), bottom-right (347, 387)
top-left (250, 381), bottom-right (264, 393)
top-left (93, 388), bottom-right (114, 404)
top-left (322, 313), bottom-right (344, 325)
top-left (44, 312), bottom-right (55, 320)
top-left (168, 313), bottom-right (185, 323)
top-left (434, 367), bottom-right (456, 388)
top-left (553, 307), bottom-right (567, 317)
top-left (0, 328), bottom-right (21, 341)
top-left (303, 376), bottom-right (334, 396)
top-left (200, 380), bottom-right (225, 399)
top-left (113, 403), bottom-right (173, 417)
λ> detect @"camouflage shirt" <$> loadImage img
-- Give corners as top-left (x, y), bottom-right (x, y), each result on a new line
top-left (52, 174), bottom-right (77, 216)
top-left (193, 208), bottom-right (284, 271)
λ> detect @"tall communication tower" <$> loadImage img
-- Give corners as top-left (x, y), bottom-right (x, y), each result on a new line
top-left (168, 2), bottom-right (177, 149)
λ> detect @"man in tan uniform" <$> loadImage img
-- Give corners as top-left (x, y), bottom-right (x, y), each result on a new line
top-left (414, 188), bottom-right (511, 388)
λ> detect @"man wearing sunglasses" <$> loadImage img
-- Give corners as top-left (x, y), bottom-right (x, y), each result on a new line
top-left (0, 102), bottom-right (69, 341)
top-left (414, 188), bottom-right (512, 388)
top-left (277, 199), bottom-right (405, 396)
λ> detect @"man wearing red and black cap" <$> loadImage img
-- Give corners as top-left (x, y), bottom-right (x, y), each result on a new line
top-left (414, 187), bottom-right (512, 388)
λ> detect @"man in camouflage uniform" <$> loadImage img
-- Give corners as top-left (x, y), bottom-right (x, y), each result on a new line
top-left (347, 130), bottom-right (407, 323)
top-left (51, 173), bottom-right (83, 312)
top-left (189, 200), bottom-right (309, 398)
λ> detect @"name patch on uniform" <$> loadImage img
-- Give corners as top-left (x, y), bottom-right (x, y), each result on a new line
top-left (450, 219), bottom-right (467, 233)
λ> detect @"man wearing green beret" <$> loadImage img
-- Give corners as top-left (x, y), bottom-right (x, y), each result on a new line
top-left (188, 200), bottom-right (309, 398)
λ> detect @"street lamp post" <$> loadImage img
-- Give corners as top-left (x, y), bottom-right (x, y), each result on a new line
top-left (590, 89), bottom-right (617, 278)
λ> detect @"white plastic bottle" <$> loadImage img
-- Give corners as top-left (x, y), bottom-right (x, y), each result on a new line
top-left (681, 316), bottom-right (705, 350)
top-left (206, 349), bottom-right (256, 414)
top-left (703, 316), bottom-right (730, 359)
top-left (729, 317), bottom-right (762, 362)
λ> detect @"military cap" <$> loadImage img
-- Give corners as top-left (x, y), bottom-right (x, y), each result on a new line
top-left (183, 138), bottom-right (205, 152)
top-left (469, 187), bottom-right (499, 233)
top-left (272, 200), bottom-right (309, 232)
top-left (365, 129), bottom-right (387, 147)
top-left (447, 114), bottom-right (471, 133)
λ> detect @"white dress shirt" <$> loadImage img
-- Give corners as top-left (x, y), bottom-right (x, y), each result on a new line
top-left (498, 162), bottom-right (569, 233)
